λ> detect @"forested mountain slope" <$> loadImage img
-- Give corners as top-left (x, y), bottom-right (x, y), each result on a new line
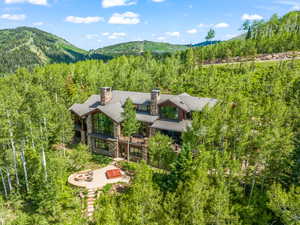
top-left (0, 27), bottom-right (110, 75)
top-left (92, 40), bottom-right (190, 56)
top-left (0, 53), bottom-right (299, 224)
top-left (183, 11), bottom-right (300, 64)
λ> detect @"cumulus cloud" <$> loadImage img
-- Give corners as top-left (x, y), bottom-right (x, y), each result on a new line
top-left (107, 32), bottom-right (127, 39)
top-left (242, 14), bottom-right (264, 20)
top-left (65, 16), bottom-right (104, 24)
top-left (4, 0), bottom-right (47, 5)
top-left (187, 28), bottom-right (198, 34)
top-left (276, 1), bottom-right (300, 10)
top-left (214, 22), bottom-right (229, 28)
top-left (157, 36), bottom-right (167, 41)
top-left (108, 12), bottom-right (140, 24)
top-left (152, 0), bottom-right (166, 2)
top-left (198, 23), bottom-right (210, 28)
top-left (102, 0), bottom-right (136, 8)
top-left (0, 13), bottom-right (26, 20)
top-left (166, 31), bottom-right (180, 37)
top-left (102, 32), bottom-right (110, 36)
top-left (33, 21), bottom-right (44, 26)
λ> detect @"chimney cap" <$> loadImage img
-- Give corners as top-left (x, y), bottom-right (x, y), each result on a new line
top-left (152, 89), bottom-right (160, 93)
top-left (101, 87), bottom-right (112, 90)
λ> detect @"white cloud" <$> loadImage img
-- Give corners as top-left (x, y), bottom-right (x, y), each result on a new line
top-left (0, 13), bottom-right (26, 20)
top-left (102, 0), bottom-right (136, 8)
top-left (108, 12), bottom-right (140, 24)
top-left (33, 21), bottom-right (44, 26)
top-left (198, 23), bottom-right (210, 28)
top-left (242, 14), bottom-right (264, 20)
top-left (157, 36), bottom-right (167, 41)
top-left (65, 16), bottom-right (104, 24)
top-left (152, 0), bottom-right (165, 2)
top-left (276, 1), bottom-right (300, 10)
top-left (108, 32), bottom-right (127, 39)
top-left (4, 0), bottom-right (47, 5)
top-left (102, 32), bottom-right (110, 36)
top-left (166, 31), bottom-right (180, 37)
top-left (225, 34), bottom-right (238, 39)
top-left (187, 28), bottom-right (198, 34)
top-left (214, 22), bottom-right (229, 28)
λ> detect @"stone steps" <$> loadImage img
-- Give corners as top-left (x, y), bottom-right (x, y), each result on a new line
top-left (86, 188), bottom-right (97, 218)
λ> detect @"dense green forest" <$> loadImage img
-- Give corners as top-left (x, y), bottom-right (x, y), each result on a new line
top-left (92, 40), bottom-right (190, 57)
top-left (181, 11), bottom-right (300, 63)
top-left (1, 11), bottom-right (300, 76)
top-left (0, 47), bottom-right (299, 224)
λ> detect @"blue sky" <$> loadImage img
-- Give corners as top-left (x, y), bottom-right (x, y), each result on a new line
top-left (0, 0), bottom-right (299, 50)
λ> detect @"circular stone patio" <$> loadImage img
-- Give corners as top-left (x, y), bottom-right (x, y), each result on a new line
top-left (68, 163), bottom-right (130, 190)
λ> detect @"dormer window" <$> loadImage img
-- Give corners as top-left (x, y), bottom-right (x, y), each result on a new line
top-left (160, 106), bottom-right (179, 121)
top-left (136, 104), bottom-right (149, 113)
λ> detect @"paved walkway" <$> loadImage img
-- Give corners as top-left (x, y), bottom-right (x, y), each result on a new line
top-left (68, 161), bottom-right (130, 218)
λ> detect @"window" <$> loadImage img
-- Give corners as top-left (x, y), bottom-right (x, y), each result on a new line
top-left (136, 104), bottom-right (149, 113)
top-left (94, 139), bottom-right (110, 152)
top-left (92, 113), bottom-right (114, 136)
top-left (160, 106), bottom-right (179, 120)
top-left (186, 112), bottom-right (193, 120)
top-left (130, 147), bottom-right (143, 159)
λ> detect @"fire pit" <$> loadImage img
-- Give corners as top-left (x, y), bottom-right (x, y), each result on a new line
top-left (106, 169), bottom-right (122, 179)
top-left (74, 171), bottom-right (93, 182)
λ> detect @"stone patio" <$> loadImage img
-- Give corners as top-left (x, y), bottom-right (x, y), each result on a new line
top-left (68, 163), bottom-right (130, 190)
top-left (68, 161), bottom-right (130, 218)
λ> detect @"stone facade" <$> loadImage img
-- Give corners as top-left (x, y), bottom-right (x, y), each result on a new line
top-left (86, 114), bottom-right (93, 149)
top-left (150, 89), bottom-right (160, 116)
top-left (100, 87), bottom-right (112, 105)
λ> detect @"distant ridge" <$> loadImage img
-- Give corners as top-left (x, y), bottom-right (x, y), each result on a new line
top-left (92, 40), bottom-right (190, 57)
top-left (0, 26), bottom-right (109, 74)
top-left (93, 40), bottom-right (221, 57)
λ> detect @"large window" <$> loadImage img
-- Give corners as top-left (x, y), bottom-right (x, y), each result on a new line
top-left (94, 139), bottom-right (110, 151)
top-left (160, 106), bottom-right (179, 120)
top-left (130, 147), bottom-right (143, 160)
top-left (136, 104), bottom-right (149, 113)
top-left (92, 113), bottom-right (114, 136)
top-left (160, 129), bottom-right (182, 145)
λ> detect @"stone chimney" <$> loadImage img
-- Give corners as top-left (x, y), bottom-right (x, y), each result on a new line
top-left (100, 87), bottom-right (112, 105)
top-left (150, 89), bottom-right (160, 116)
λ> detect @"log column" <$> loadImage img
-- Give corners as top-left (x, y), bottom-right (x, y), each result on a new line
top-left (86, 114), bottom-right (93, 151)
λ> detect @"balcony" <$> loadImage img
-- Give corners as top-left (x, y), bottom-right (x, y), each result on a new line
top-left (119, 135), bottom-right (148, 147)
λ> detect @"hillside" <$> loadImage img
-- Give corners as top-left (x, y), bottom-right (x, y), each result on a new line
top-left (0, 27), bottom-right (109, 75)
top-left (1, 54), bottom-right (299, 225)
top-left (92, 40), bottom-right (190, 56)
top-left (185, 11), bottom-right (300, 64)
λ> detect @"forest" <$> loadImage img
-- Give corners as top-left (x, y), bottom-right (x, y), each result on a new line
top-left (180, 11), bottom-right (300, 64)
top-left (1, 11), bottom-right (300, 76)
top-left (0, 48), bottom-right (299, 224)
top-left (0, 10), bottom-right (299, 225)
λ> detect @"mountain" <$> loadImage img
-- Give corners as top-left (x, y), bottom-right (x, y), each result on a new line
top-left (92, 40), bottom-right (190, 57)
top-left (190, 40), bottom-right (221, 47)
top-left (0, 27), bottom-right (109, 75)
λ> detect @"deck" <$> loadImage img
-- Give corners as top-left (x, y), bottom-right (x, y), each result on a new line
top-left (119, 136), bottom-right (148, 147)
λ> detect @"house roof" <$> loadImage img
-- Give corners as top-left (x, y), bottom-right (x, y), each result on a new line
top-left (158, 93), bottom-right (218, 112)
top-left (70, 90), bottom-right (218, 126)
top-left (151, 120), bottom-right (192, 132)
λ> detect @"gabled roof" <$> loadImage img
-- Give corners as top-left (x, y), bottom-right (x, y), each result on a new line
top-left (158, 93), bottom-right (217, 112)
top-left (70, 90), bottom-right (218, 126)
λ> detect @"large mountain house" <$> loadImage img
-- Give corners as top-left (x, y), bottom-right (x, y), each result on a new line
top-left (70, 88), bottom-right (218, 162)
